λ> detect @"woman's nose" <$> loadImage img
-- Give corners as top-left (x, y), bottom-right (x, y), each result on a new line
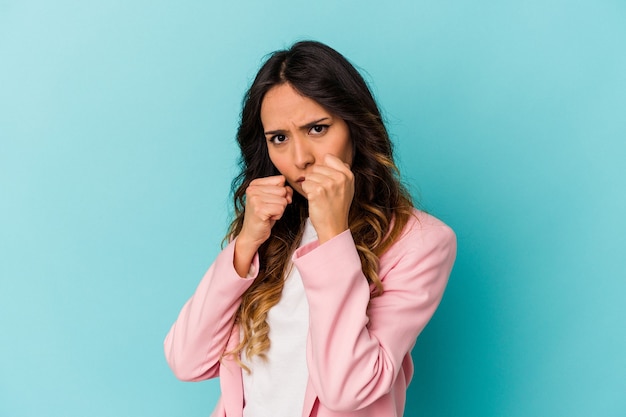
top-left (292, 136), bottom-right (314, 169)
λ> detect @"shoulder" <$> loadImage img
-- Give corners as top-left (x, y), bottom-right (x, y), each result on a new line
top-left (381, 208), bottom-right (456, 264)
top-left (398, 208), bottom-right (455, 243)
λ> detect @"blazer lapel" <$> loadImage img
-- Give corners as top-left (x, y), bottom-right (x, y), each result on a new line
top-left (301, 380), bottom-right (318, 417)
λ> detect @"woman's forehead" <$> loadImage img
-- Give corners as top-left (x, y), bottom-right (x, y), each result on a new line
top-left (261, 84), bottom-right (331, 130)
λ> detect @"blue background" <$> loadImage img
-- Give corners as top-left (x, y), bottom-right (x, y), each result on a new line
top-left (1, 1), bottom-right (625, 416)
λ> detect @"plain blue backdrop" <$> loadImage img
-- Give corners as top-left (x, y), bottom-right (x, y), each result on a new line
top-left (1, 1), bottom-right (625, 416)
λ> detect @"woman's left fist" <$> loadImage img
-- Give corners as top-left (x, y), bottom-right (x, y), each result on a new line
top-left (301, 154), bottom-right (354, 243)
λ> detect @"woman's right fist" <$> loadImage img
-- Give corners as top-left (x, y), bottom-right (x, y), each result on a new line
top-left (234, 176), bottom-right (292, 277)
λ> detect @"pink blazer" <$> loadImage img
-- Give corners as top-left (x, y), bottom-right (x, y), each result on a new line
top-left (164, 209), bottom-right (456, 417)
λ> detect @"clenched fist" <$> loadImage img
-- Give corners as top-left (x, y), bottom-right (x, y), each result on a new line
top-left (234, 175), bottom-right (293, 277)
top-left (301, 154), bottom-right (354, 244)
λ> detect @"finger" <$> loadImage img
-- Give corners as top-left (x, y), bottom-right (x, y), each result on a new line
top-left (323, 154), bottom-right (352, 171)
top-left (251, 175), bottom-right (286, 186)
top-left (301, 171), bottom-right (329, 186)
top-left (308, 165), bottom-right (342, 179)
top-left (248, 193), bottom-right (291, 208)
top-left (248, 198), bottom-right (289, 220)
top-left (264, 203), bottom-right (290, 220)
top-left (301, 176), bottom-right (329, 198)
top-left (306, 166), bottom-right (351, 186)
top-left (248, 183), bottom-right (292, 197)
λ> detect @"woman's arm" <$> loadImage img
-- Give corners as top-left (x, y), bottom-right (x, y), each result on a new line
top-left (293, 212), bottom-right (456, 411)
top-left (164, 175), bottom-right (290, 381)
top-left (163, 239), bottom-right (257, 381)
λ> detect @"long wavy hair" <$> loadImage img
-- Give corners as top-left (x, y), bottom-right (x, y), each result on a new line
top-left (226, 41), bottom-right (414, 367)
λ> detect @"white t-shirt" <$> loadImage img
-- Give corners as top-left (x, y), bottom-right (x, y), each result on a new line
top-left (241, 219), bottom-right (317, 417)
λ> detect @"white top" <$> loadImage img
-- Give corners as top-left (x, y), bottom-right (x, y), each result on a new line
top-left (241, 219), bottom-right (317, 417)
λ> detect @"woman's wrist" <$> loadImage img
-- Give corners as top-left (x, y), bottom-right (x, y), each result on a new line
top-left (311, 219), bottom-right (349, 245)
top-left (234, 235), bottom-right (260, 278)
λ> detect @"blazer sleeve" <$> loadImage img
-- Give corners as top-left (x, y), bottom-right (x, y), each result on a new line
top-left (292, 214), bottom-right (456, 411)
top-left (163, 238), bottom-right (258, 381)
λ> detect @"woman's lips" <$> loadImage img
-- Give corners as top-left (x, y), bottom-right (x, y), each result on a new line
top-left (296, 177), bottom-right (305, 183)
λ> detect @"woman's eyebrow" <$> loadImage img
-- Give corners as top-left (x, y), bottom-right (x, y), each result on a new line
top-left (301, 117), bottom-right (330, 130)
top-left (264, 117), bottom-right (330, 136)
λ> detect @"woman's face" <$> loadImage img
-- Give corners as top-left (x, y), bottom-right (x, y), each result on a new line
top-left (260, 83), bottom-right (353, 197)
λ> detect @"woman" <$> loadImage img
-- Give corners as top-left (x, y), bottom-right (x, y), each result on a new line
top-left (164, 40), bottom-right (456, 417)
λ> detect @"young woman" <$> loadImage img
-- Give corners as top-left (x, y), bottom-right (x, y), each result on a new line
top-left (164, 40), bottom-right (456, 417)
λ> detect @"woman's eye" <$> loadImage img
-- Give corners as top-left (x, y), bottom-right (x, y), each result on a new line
top-left (270, 134), bottom-right (287, 144)
top-left (310, 125), bottom-right (328, 135)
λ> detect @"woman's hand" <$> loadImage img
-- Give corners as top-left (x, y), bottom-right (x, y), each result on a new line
top-left (302, 154), bottom-right (354, 244)
top-left (234, 175), bottom-right (293, 277)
